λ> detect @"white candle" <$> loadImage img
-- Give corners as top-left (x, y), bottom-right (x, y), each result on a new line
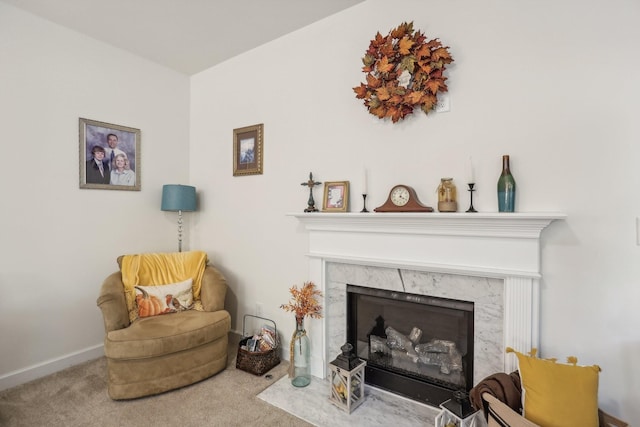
top-left (467, 157), bottom-right (475, 183)
top-left (363, 168), bottom-right (368, 194)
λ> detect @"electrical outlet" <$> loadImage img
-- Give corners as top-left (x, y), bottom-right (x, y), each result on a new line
top-left (434, 93), bottom-right (450, 113)
top-left (256, 302), bottom-right (263, 316)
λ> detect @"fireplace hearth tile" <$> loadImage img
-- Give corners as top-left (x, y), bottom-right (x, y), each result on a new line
top-left (258, 375), bottom-right (438, 426)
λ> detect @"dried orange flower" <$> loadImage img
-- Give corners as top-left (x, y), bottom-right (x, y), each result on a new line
top-left (280, 281), bottom-right (323, 321)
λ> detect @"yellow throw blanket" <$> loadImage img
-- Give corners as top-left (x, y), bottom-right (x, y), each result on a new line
top-left (121, 251), bottom-right (208, 322)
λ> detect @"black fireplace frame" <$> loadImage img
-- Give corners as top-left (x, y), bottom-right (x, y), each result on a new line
top-left (346, 284), bottom-right (474, 408)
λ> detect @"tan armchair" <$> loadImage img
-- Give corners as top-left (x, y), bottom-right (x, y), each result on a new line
top-left (97, 263), bottom-right (231, 400)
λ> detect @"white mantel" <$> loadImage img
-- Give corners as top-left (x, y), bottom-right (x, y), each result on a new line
top-left (289, 212), bottom-right (566, 380)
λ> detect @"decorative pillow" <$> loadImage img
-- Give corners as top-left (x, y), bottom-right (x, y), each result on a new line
top-left (119, 251), bottom-right (208, 322)
top-left (135, 278), bottom-right (193, 319)
top-left (506, 347), bottom-right (600, 427)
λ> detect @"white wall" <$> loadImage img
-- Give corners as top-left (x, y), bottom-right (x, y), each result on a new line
top-left (1, 0), bottom-right (638, 421)
top-left (0, 3), bottom-right (191, 388)
top-left (190, 0), bottom-right (640, 421)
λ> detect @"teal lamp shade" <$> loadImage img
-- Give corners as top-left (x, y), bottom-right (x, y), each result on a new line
top-left (161, 185), bottom-right (196, 212)
top-left (161, 185), bottom-right (196, 252)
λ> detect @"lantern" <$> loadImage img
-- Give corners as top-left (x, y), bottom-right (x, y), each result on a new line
top-left (328, 343), bottom-right (366, 413)
top-left (435, 390), bottom-right (483, 427)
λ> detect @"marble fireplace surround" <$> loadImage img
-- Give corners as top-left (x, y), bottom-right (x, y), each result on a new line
top-left (290, 212), bottom-right (565, 385)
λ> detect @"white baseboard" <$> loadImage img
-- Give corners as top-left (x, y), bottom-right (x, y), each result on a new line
top-left (0, 344), bottom-right (105, 392)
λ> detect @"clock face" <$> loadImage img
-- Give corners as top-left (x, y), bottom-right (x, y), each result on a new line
top-left (390, 186), bottom-right (410, 206)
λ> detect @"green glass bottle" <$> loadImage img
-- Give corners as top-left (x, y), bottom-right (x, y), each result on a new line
top-left (497, 155), bottom-right (516, 212)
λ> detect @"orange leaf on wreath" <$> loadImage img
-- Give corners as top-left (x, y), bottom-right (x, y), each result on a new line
top-left (415, 44), bottom-right (432, 60)
top-left (371, 104), bottom-right (386, 118)
top-left (421, 94), bottom-right (438, 112)
top-left (370, 32), bottom-right (386, 49)
top-left (426, 39), bottom-right (443, 49)
top-left (398, 37), bottom-right (415, 55)
top-left (366, 73), bottom-right (382, 89)
top-left (380, 41), bottom-right (395, 58)
top-left (391, 22), bottom-right (413, 39)
top-left (432, 47), bottom-right (452, 62)
top-left (353, 84), bottom-right (368, 99)
top-left (414, 33), bottom-right (426, 45)
top-left (376, 56), bottom-right (394, 74)
top-left (418, 61), bottom-right (433, 74)
top-left (376, 86), bottom-right (391, 101)
top-left (404, 91), bottom-right (424, 105)
top-left (389, 94), bottom-right (403, 105)
top-left (386, 106), bottom-right (401, 122)
top-left (430, 68), bottom-right (444, 78)
top-left (426, 79), bottom-right (443, 94)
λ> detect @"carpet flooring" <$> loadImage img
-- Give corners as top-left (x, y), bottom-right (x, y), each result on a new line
top-left (0, 333), bottom-right (313, 427)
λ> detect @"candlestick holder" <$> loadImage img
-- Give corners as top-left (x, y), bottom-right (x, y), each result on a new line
top-left (360, 194), bottom-right (369, 213)
top-left (466, 183), bottom-right (477, 213)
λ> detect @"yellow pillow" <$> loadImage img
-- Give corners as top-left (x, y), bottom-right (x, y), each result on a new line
top-left (507, 347), bottom-right (600, 427)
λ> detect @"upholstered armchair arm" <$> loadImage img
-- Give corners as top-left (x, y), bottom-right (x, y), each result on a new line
top-left (482, 393), bottom-right (539, 427)
top-left (200, 265), bottom-right (227, 312)
top-left (96, 272), bottom-right (130, 333)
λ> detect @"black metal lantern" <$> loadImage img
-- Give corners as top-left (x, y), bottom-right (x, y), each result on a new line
top-left (328, 343), bottom-right (366, 413)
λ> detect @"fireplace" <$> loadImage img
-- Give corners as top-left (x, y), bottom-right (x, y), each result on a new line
top-left (290, 212), bottom-right (564, 406)
top-left (347, 284), bottom-right (474, 407)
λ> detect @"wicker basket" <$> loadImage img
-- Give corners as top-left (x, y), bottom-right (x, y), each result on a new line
top-left (236, 315), bottom-right (280, 376)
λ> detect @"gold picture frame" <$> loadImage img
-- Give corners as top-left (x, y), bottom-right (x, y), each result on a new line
top-left (322, 181), bottom-right (349, 212)
top-left (79, 117), bottom-right (141, 191)
top-left (233, 123), bottom-right (263, 176)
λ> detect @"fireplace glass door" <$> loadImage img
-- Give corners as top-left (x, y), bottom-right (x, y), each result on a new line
top-left (347, 285), bottom-right (474, 407)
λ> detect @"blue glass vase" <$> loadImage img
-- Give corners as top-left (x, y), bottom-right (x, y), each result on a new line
top-left (497, 155), bottom-right (516, 212)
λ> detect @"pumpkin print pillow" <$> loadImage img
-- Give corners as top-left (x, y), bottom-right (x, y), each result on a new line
top-left (135, 278), bottom-right (194, 318)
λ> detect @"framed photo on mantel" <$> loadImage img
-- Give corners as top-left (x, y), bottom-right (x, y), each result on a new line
top-left (323, 181), bottom-right (350, 212)
top-left (233, 123), bottom-right (263, 176)
top-left (79, 117), bottom-right (141, 191)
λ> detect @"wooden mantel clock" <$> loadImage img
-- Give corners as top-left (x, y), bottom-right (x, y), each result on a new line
top-left (374, 184), bottom-right (434, 212)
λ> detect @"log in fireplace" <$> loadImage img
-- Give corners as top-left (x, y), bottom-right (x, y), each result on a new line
top-left (346, 284), bottom-right (474, 408)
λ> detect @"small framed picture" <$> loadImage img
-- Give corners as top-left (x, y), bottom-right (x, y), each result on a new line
top-left (79, 118), bottom-right (141, 191)
top-left (323, 181), bottom-right (349, 212)
top-left (233, 123), bottom-right (263, 176)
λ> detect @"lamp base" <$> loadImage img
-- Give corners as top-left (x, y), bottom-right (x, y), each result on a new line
top-left (177, 210), bottom-right (184, 252)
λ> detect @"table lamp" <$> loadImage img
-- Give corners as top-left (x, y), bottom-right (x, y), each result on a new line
top-left (161, 184), bottom-right (197, 252)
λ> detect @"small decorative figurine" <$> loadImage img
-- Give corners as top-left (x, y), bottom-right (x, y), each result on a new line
top-left (300, 172), bottom-right (321, 212)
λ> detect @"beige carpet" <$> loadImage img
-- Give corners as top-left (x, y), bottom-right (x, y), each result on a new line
top-left (0, 333), bottom-right (313, 427)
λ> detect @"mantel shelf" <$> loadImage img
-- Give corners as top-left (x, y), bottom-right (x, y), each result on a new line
top-left (288, 212), bottom-right (566, 239)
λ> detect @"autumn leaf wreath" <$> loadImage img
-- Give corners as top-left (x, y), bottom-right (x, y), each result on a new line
top-left (353, 22), bottom-right (454, 123)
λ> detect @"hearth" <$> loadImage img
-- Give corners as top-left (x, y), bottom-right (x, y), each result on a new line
top-left (346, 284), bottom-right (474, 407)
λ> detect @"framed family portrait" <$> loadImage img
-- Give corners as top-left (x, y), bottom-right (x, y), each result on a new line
top-left (233, 123), bottom-right (263, 176)
top-left (323, 181), bottom-right (349, 212)
top-left (79, 118), bottom-right (141, 191)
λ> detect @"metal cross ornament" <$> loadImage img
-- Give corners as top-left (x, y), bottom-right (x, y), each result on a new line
top-left (301, 172), bottom-right (321, 212)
